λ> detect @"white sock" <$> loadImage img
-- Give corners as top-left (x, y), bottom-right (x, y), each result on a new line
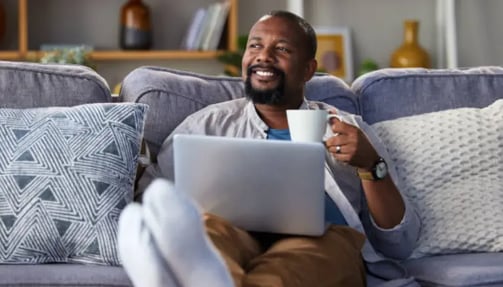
top-left (141, 178), bottom-right (234, 287)
top-left (118, 203), bottom-right (181, 287)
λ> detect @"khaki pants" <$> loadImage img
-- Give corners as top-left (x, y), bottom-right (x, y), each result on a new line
top-left (204, 214), bottom-right (367, 287)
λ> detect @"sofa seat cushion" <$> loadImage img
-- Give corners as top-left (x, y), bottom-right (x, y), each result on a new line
top-left (372, 99), bottom-right (503, 258)
top-left (0, 264), bottom-right (131, 286)
top-left (0, 103), bottom-right (147, 265)
top-left (405, 253), bottom-right (503, 287)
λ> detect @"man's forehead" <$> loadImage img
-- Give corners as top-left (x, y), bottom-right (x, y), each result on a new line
top-left (249, 16), bottom-right (302, 40)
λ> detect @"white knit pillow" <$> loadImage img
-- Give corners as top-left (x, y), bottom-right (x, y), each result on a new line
top-left (372, 99), bottom-right (503, 259)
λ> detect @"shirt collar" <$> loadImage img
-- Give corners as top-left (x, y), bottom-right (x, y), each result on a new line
top-left (244, 100), bottom-right (268, 135)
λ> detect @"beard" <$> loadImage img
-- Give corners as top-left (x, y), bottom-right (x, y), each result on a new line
top-left (245, 66), bottom-right (286, 106)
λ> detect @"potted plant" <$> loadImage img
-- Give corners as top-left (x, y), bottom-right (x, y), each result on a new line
top-left (39, 45), bottom-right (95, 69)
top-left (217, 35), bottom-right (248, 76)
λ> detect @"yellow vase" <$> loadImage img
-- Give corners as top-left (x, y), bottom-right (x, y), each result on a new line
top-left (390, 20), bottom-right (430, 68)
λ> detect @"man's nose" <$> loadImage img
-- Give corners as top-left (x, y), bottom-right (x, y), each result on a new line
top-left (256, 47), bottom-right (274, 63)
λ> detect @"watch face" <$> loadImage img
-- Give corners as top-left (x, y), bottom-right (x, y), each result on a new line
top-left (375, 161), bottom-right (388, 179)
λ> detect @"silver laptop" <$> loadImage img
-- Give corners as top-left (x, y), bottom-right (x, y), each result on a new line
top-left (173, 134), bottom-right (326, 236)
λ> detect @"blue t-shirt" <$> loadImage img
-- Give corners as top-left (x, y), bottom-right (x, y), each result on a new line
top-left (267, 128), bottom-right (347, 225)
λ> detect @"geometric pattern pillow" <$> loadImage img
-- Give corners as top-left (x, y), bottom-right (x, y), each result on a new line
top-left (0, 102), bottom-right (147, 265)
top-left (372, 99), bottom-right (503, 259)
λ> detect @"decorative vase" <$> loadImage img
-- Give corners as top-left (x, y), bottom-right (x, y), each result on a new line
top-left (390, 20), bottom-right (430, 68)
top-left (120, 0), bottom-right (152, 50)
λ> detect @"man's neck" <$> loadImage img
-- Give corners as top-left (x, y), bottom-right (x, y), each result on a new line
top-left (254, 99), bottom-right (303, 129)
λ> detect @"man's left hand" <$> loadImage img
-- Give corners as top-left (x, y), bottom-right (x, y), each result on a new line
top-left (325, 114), bottom-right (378, 170)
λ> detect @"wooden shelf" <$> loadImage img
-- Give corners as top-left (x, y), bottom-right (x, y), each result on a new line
top-left (4, 0), bottom-right (238, 62)
top-left (90, 50), bottom-right (223, 61)
top-left (0, 52), bottom-right (22, 60)
top-left (25, 50), bottom-right (224, 61)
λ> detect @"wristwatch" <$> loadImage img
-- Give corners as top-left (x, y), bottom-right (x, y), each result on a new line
top-left (357, 157), bottom-right (388, 181)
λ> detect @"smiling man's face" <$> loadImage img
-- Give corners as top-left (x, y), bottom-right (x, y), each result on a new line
top-left (242, 15), bottom-right (315, 107)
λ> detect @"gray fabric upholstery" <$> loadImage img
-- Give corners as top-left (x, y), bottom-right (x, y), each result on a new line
top-left (0, 61), bottom-right (111, 108)
top-left (404, 253), bottom-right (503, 287)
top-left (120, 66), bottom-right (357, 159)
top-left (352, 66), bottom-right (503, 124)
top-left (353, 66), bottom-right (503, 287)
top-left (0, 264), bottom-right (131, 286)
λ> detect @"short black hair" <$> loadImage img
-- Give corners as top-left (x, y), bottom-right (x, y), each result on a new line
top-left (266, 10), bottom-right (317, 60)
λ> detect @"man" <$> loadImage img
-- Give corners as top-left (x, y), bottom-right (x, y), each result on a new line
top-left (118, 11), bottom-right (421, 287)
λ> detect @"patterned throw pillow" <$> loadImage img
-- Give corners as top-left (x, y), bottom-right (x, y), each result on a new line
top-left (0, 103), bottom-right (147, 265)
top-left (372, 99), bottom-right (503, 259)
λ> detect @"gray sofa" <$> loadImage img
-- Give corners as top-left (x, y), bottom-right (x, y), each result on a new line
top-left (121, 66), bottom-right (503, 287)
top-left (0, 61), bottom-right (132, 287)
top-left (0, 61), bottom-right (501, 286)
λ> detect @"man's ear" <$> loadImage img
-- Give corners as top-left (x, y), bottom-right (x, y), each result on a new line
top-left (303, 58), bottom-right (318, 82)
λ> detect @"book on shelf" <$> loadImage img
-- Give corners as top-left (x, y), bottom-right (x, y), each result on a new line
top-left (205, 1), bottom-right (231, 51)
top-left (181, 1), bottom-right (231, 51)
top-left (196, 3), bottom-right (219, 51)
top-left (180, 7), bottom-right (207, 50)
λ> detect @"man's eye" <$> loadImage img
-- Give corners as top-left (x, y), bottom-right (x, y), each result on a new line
top-left (276, 46), bottom-right (290, 52)
top-left (249, 43), bottom-right (260, 49)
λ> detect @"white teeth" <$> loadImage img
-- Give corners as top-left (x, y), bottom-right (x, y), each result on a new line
top-left (256, 71), bottom-right (274, 77)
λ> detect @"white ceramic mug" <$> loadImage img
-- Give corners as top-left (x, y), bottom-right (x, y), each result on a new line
top-left (286, 110), bottom-right (340, 143)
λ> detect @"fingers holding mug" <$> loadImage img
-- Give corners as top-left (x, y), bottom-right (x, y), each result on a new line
top-left (326, 141), bottom-right (345, 156)
top-left (325, 134), bottom-right (354, 163)
top-left (325, 135), bottom-right (344, 154)
top-left (328, 113), bottom-right (347, 136)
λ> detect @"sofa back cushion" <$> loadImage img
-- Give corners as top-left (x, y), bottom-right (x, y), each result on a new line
top-left (352, 66), bottom-right (503, 124)
top-left (120, 66), bottom-right (357, 159)
top-left (0, 61), bottom-right (112, 108)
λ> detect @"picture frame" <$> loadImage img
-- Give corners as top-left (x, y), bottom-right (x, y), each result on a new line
top-left (314, 26), bottom-right (353, 83)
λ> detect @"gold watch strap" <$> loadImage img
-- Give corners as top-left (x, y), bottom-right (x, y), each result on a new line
top-left (357, 169), bottom-right (375, 181)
